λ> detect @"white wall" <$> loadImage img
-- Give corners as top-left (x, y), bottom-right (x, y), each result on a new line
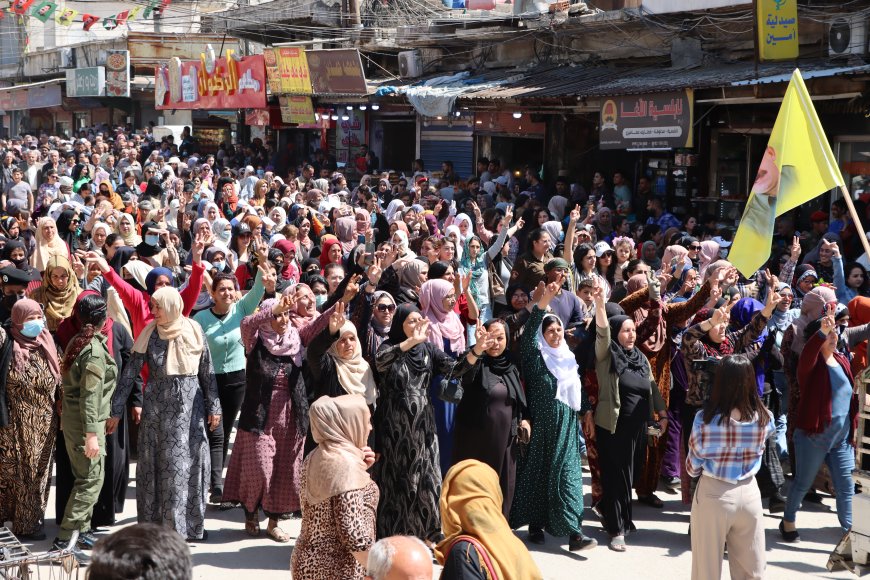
top-left (642, 0), bottom-right (750, 14)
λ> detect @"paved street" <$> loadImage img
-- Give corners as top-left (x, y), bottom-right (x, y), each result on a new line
top-left (17, 462), bottom-right (861, 579)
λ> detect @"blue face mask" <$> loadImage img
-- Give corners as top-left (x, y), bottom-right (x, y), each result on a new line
top-left (314, 294), bottom-right (327, 308)
top-left (201, 260), bottom-right (212, 271)
top-left (212, 260), bottom-right (226, 272)
top-left (21, 318), bottom-right (45, 338)
top-left (145, 234), bottom-right (159, 245)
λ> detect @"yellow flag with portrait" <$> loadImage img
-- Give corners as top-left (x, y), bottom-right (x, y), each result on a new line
top-left (729, 69), bottom-right (844, 277)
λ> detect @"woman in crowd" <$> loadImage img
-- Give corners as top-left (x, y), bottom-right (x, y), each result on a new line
top-left (451, 318), bottom-right (527, 517)
top-left (782, 306), bottom-right (858, 541)
top-left (592, 282), bottom-right (666, 551)
top-left (619, 269), bottom-right (715, 508)
top-left (116, 213), bottom-right (141, 247)
top-left (31, 254), bottom-right (81, 332)
top-left (0, 299), bottom-right (61, 540)
top-left (510, 277), bottom-right (596, 552)
top-left (436, 460), bottom-right (543, 580)
top-left (107, 287), bottom-right (221, 541)
top-left (55, 290), bottom-right (138, 529)
top-left (291, 395), bottom-right (377, 580)
top-left (306, 297), bottom-right (375, 402)
top-left (193, 256), bottom-right (267, 506)
top-left (373, 304), bottom-right (475, 543)
top-left (687, 355), bottom-right (772, 580)
top-left (223, 294), bottom-right (308, 542)
top-left (55, 294), bottom-right (117, 556)
top-left (459, 235), bottom-right (492, 327)
top-left (420, 278), bottom-right (466, 473)
top-left (31, 216), bottom-right (68, 272)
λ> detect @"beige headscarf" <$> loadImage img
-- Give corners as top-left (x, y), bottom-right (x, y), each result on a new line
top-left (117, 213), bottom-right (142, 246)
top-left (31, 217), bottom-right (68, 272)
top-left (305, 394), bottom-right (372, 505)
top-left (132, 287), bottom-right (204, 376)
top-left (327, 320), bottom-right (377, 406)
top-left (33, 254), bottom-right (81, 332)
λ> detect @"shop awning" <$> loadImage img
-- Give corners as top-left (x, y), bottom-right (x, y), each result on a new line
top-left (0, 78), bottom-right (64, 111)
top-left (373, 59), bottom-right (870, 114)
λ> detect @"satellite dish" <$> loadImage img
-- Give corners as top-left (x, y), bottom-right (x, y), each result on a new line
top-left (830, 18), bottom-right (852, 54)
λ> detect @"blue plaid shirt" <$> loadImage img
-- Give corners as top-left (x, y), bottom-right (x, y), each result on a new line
top-left (686, 409), bottom-right (774, 483)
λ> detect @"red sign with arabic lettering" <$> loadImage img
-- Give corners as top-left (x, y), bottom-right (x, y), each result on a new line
top-left (155, 53), bottom-right (267, 110)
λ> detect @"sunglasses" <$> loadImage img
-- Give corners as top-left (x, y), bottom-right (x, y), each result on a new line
top-left (689, 245), bottom-right (701, 250)
top-left (376, 303), bottom-right (397, 313)
top-left (70, 219), bottom-right (81, 224)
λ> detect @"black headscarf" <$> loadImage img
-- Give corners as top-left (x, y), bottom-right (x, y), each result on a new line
top-left (109, 246), bottom-right (136, 276)
top-left (608, 314), bottom-right (647, 375)
top-left (1, 239), bottom-right (28, 271)
top-left (55, 209), bottom-right (78, 249)
top-left (481, 351), bottom-right (525, 408)
top-left (605, 301), bottom-right (625, 319)
top-left (386, 303), bottom-right (428, 374)
top-left (1, 217), bottom-right (19, 239)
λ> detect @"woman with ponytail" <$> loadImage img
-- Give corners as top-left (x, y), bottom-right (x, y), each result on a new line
top-left (55, 294), bottom-right (118, 562)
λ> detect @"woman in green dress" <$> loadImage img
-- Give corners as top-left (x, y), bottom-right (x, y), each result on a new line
top-left (509, 275), bottom-right (597, 552)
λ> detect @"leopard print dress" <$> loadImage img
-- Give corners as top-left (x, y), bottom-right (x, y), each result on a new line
top-left (0, 329), bottom-right (60, 535)
top-left (290, 457), bottom-right (379, 580)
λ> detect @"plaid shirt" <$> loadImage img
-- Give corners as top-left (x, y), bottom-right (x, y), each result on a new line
top-left (686, 409), bottom-right (774, 483)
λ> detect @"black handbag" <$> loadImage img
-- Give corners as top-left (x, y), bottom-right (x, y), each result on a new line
top-left (438, 362), bottom-right (464, 404)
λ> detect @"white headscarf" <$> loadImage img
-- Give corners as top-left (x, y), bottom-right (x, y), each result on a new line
top-left (536, 313), bottom-right (584, 411)
top-left (385, 199), bottom-right (405, 224)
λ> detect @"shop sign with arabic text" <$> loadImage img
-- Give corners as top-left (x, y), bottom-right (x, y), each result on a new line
top-left (155, 51), bottom-right (266, 110)
top-left (305, 49), bottom-right (367, 95)
top-left (599, 90), bottom-right (694, 150)
top-left (757, 0), bottom-right (798, 61)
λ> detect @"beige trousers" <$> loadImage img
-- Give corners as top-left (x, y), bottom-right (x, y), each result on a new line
top-left (690, 474), bottom-right (766, 580)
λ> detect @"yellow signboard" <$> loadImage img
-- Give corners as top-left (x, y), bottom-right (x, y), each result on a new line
top-left (277, 47), bottom-right (312, 95)
top-left (757, 0), bottom-right (798, 61)
top-left (279, 96), bottom-right (315, 124)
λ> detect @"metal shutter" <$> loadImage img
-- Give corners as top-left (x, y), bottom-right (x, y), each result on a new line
top-left (419, 117), bottom-right (474, 179)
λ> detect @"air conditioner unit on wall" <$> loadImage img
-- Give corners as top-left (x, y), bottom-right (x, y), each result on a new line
top-left (398, 50), bottom-right (423, 78)
top-left (829, 16), bottom-right (867, 56)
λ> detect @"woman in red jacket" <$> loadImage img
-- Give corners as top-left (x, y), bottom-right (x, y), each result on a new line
top-left (780, 305), bottom-right (858, 542)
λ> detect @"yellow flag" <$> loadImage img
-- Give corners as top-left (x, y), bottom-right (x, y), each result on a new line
top-left (729, 69), bottom-right (844, 277)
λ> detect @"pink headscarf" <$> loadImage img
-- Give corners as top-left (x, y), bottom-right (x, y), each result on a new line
top-left (661, 245), bottom-right (690, 274)
top-left (273, 239), bottom-right (300, 282)
top-left (287, 283), bottom-right (319, 330)
top-left (251, 298), bottom-right (302, 362)
top-left (335, 216), bottom-right (358, 255)
top-left (699, 240), bottom-right (720, 279)
top-left (419, 279), bottom-right (466, 353)
top-left (10, 298), bottom-right (61, 382)
top-left (790, 286), bottom-right (837, 355)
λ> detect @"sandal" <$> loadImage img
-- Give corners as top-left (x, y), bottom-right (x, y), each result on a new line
top-left (266, 526), bottom-right (290, 543)
top-left (245, 518), bottom-right (260, 537)
top-left (637, 494), bottom-right (664, 508)
top-left (609, 535), bottom-right (627, 552)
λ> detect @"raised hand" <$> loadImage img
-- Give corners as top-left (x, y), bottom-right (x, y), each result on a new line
top-left (820, 312), bottom-right (836, 335)
top-left (366, 255), bottom-right (383, 287)
top-left (329, 301), bottom-right (346, 334)
top-left (82, 250), bottom-right (109, 273)
top-left (343, 274), bottom-right (362, 303)
top-left (531, 281), bottom-right (546, 303)
top-left (258, 263), bottom-right (277, 291)
top-left (569, 204), bottom-right (582, 222)
top-left (192, 232), bottom-right (206, 264)
top-left (790, 235), bottom-right (802, 261)
top-left (71, 252), bottom-right (85, 279)
top-left (515, 217), bottom-right (525, 231)
top-left (710, 306), bottom-right (729, 327)
top-left (272, 293), bottom-right (296, 316)
top-left (763, 286), bottom-right (782, 315)
top-left (474, 323), bottom-right (488, 348)
top-left (411, 318), bottom-right (429, 345)
top-left (459, 271), bottom-right (472, 295)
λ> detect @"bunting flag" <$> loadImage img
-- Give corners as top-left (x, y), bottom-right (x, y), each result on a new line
top-left (0, 0), bottom-right (171, 29)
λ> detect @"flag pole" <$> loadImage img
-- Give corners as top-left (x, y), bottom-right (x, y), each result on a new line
top-left (839, 185), bottom-right (870, 259)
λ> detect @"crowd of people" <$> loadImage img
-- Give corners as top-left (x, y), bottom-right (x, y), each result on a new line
top-left (0, 126), bottom-right (867, 579)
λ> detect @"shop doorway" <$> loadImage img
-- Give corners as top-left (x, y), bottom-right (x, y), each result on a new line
top-left (486, 135), bottom-right (545, 180)
top-left (374, 119), bottom-right (416, 174)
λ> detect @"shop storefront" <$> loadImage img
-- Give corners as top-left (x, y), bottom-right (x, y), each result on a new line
top-left (473, 111), bottom-right (546, 180)
top-left (0, 79), bottom-right (63, 137)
